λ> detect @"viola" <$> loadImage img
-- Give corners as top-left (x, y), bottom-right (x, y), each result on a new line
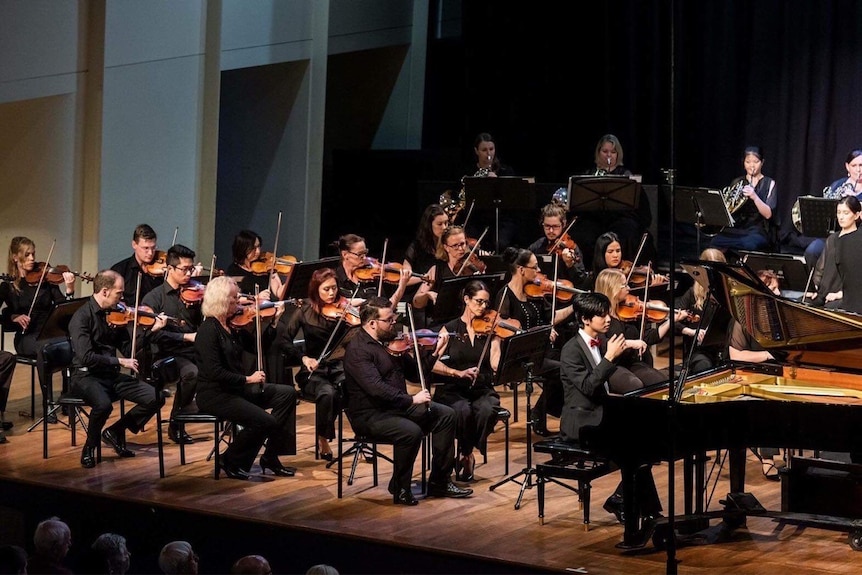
top-left (320, 297), bottom-right (362, 327)
top-left (524, 273), bottom-right (586, 302)
top-left (249, 252), bottom-right (297, 276)
top-left (106, 304), bottom-right (182, 328)
top-left (24, 263), bottom-right (93, 286)
top-left (470, 311), bottom-right (522, 338)
top-left (385, 329), bottom-right (441, 356)
top-left (354, 259), bottom-right (429, 284)
top-left (142, 251), bottom-right (168, 277)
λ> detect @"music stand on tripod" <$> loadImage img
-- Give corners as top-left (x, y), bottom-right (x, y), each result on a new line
top-left (463, 177), bottom-right (534, 253)
top-left (568, 176), bottom-right (640, 213)
top-left (488, 325), bottom-right (552, 509)
top-left (282, 257), bottom-right (341, 300)
top-left (674, 187), bottom-right (734, 255)
top-left (428, 273), bottom-right (506, 329)
top-left (796, 196), bottom-right (840, 238)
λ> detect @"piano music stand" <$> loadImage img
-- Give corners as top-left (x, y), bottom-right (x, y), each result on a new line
top-left (797, 196), bottom-right (839, 238)
top-left (463, 177), bottom-right (534, 253)
top-left (674, 187), bottom-right (734, 255)
top-left (488, 325), bottom-right (552, 509)
top-left (282, 257), bottom-right (341, 300)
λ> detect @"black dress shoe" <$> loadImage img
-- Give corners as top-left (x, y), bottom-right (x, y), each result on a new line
top-left (80, 446), bottom-right (97, 468)
top-left (259, 455), bottom-right (296, 477)
top-left (168, 424), bottom-right (194, 445)
top-left (220, 462), bottom-right (250, 480)
top-left (603, 494), bottom-right (626, 524)
top-left (393, 488), bottom-right (419, 506)
top-left (427, 481), bottom-right (473, 498)
top-left (0, 420), bottom-right (13, 431)
top-left (101, 428), bottom-right (135, 458)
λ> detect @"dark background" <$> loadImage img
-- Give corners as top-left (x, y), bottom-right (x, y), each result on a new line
top-left (326, 1), bottom-right (862, 263)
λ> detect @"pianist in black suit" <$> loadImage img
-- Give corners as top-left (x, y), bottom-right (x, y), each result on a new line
top-left (559, 292), bottom-right (663, 525)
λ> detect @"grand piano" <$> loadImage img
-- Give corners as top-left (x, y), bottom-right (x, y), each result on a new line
top-left (580, 259), bottom-right (862, 550)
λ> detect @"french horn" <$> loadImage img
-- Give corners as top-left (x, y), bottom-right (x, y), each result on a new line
top-left (719, 179), bottom-right (750, 215)
top-left (445, 159), bottom-right (493, 223)
top-left (792, 182), bottom-right (851, 233)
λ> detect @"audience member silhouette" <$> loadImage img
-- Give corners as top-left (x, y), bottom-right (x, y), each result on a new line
top-left (0, 545), bottom-right (27, 575)
top-left (28, 517), bottom-right (73, 575)
top-left (158, 541), bottom-right (198, 575)
top-left (230, 555), bottom-right (272, 575)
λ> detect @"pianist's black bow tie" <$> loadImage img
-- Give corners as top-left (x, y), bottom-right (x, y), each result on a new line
top-left (589, 338), bottom-right (601, 348)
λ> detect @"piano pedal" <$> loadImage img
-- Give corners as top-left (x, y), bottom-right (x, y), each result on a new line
top-left (721, 492), bottom-right (766, 514)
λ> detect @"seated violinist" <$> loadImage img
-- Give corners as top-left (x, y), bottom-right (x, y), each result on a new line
top-left (334, 233), bottom-right (410, 307)
top-left (593, 268), bottom-right (688, 392)
top-left (496, 247), bottom-right (576, 436)
top-left (1, 236), bottom-right (77, 358)
top-left (585, 231), bottom-right (667, 292)
top-left (431, 279), bottom-right (503, 482)
top-left (226, 230), bottom-right (285, 301)
top-left (279, 268), bottom-right (355, 460)
top-left (140, 244), bottom-right (204, 444)
top-left (527, 203), bottom-right (588, 288)
top-left (413, 226), bottom-right (484, 329)
top-left (110, 224), bottom-right (165, 304)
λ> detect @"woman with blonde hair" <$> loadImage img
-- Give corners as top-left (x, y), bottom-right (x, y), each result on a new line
top-left (673, 248), bottom-right (728, 374)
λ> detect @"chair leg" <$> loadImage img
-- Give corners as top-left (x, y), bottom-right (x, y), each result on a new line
top-left (30, 367), bottom-right (36, 421)
top-left (156, 410), bottom-right (165, 479)
top-left (213, 419), bottom-right (220, 480)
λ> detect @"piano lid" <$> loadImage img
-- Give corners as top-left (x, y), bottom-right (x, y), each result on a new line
top-left (680, 259), bottom-right (862, 373)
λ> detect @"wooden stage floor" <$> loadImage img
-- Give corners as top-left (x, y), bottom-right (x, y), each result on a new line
top-left (0, 361), bottom-right (860, 574)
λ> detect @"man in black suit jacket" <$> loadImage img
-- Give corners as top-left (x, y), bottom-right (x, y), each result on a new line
top-left (559, 292), bottom-right (662, 527)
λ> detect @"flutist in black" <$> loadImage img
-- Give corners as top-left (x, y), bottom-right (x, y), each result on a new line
top-left (194, 276), bottom-right (296, 480)
top-left (68, 270), bottom-right (165, 469)
top-left (343, 296), bottom-right (473, 505)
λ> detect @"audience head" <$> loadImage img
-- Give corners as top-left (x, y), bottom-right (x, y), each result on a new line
top-left (306, 565), bottom-right (339, 575)
top-left (230, 555), bottom-right (272, 575)
top-left (158, 541), bottom-right (198, 575)
top-left (33, 516), bottom-right (72, 563)
top-left (0, 545), bottom-right (27, 575)
top-left (90, 533), bottom-right (131, 575)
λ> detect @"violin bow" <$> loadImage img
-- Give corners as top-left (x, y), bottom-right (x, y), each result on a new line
top-left (548, 216), bottom-right (578, 254)
top-left (460, 199), bottom-right (476, 230)
top-left (377, 238), bottom-right (389, 297)
top-left (130, 272), bottom-right (143, 371)
top-left (625, 232), bottom-right (650, 285)
top-left (637, 261), bottom-right (653, 360)
top-left (254, 285), bottom-right (264, 393)
top-left (315, 284), bottom-right (361, 368)
top-left (165, 227), bottom-right (179, 280)
top-left (25, 239), bottom-right (57, 325)
top-left (550, 253), bottom-right (560, 325)
top-left (209, 254), bottom-right (217, 282)
top-left (456, 226), bottom-right (488, 276)
top-left (270, 211), bottom-right (283, 277)
top-left (406, 304), bottom-right (431, 412)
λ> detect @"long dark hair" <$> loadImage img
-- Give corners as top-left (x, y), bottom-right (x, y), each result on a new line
top-left (592, 231), bottom-right (621, 275)
top-left (416, 204), bottom-right (447, 257)
top-left (308, 268), bottom-right (338, 314)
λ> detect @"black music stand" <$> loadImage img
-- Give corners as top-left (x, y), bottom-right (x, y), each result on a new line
top-left (568, 176), bottom-right (640, 213)
top-left (488, 325), bottom-right (552, 509)
top-left (463, 177), bottom-right (534, 253)
top-left (428, 273), bottom-right (506, 328)
top-left (282, 257), bottom-right (341, 300)
top-left (675, 187), bottom-right (734, 255)
top-left (797, 196), bottom-right (839, 238)
top-left (740, 251), bottom-right (809, 292)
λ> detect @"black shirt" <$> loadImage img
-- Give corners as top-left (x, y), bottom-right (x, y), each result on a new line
top-left (194, 316), bottom-right (276, 395)
top-left (0, 279), bottom-right (72, 346)
top-left (68, 297), bottom-right (152, 376)
top-left (140, 282), bottom-right (202, 360)
top-left (110, 255), bottom-right (163, 305)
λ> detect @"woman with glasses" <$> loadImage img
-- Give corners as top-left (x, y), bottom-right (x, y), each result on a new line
top-left (279, 268), bottom-right (351, 460)
top-left (495, 247), bottom-right (576, 436)
top-left (412, 226), bottom-right (481, 329)
top-left (334, 233), bottom-right (410, 307)
top-left (430, 279), bottom-right (503, 482)
top-left (226, 229), bottom-right (284, 301)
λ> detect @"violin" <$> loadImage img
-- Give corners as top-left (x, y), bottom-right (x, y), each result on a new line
top-left (470, 311), bottom-right (522, 338)
top-left (619, 260), bottom-right (667, 287)
top-left (616, 295), bottom-right (697, 323)
top-left (106, 304), bottom-right (182, 328)
top-left (548, 233), bottom-right (579, 262)
top-left (354, 259), bottom-right (429, 284)
top-left (320, 297), bottom-right (362, 327)
top-left (385, 329), bottom-right (441, 356)
top-left (142, 251), bottom-right (168, 277)
top-left (24, 263), bottom-right (93, 286)
top-left (179, 280), bottom-right (205, 305)
top-left (458, 252), bottom-right (486, 275)
top-left (524, 273), bottom-right (586, 302)
top-left (249, 252), bottom-right (297, 276)
top-left (229, 299), bottom-right (297, 328)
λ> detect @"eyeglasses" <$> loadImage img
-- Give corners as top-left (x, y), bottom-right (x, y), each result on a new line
top-left (542, 224), bottom-right (562, 230)
top-left (471, 298), bottom-right (489, 306)
top-left (173, 265), bottom-right (195, 274)
top-left (521, 264), bottom-right (539, 271)
top-left (349, 250), bottom-right (369, 258)
top-left (377, 316), bottom-right (398, 324)
top-left (447, 242), bottom-right (468, 249)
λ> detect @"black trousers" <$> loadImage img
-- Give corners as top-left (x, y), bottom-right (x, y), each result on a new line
top-left (433, 385), bottom-right (500, 456)
top-left (0, 351), bottom-right (15, 413)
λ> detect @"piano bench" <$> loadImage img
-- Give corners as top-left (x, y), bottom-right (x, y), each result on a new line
top-left (534, 438), bottom-right (618, 531)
